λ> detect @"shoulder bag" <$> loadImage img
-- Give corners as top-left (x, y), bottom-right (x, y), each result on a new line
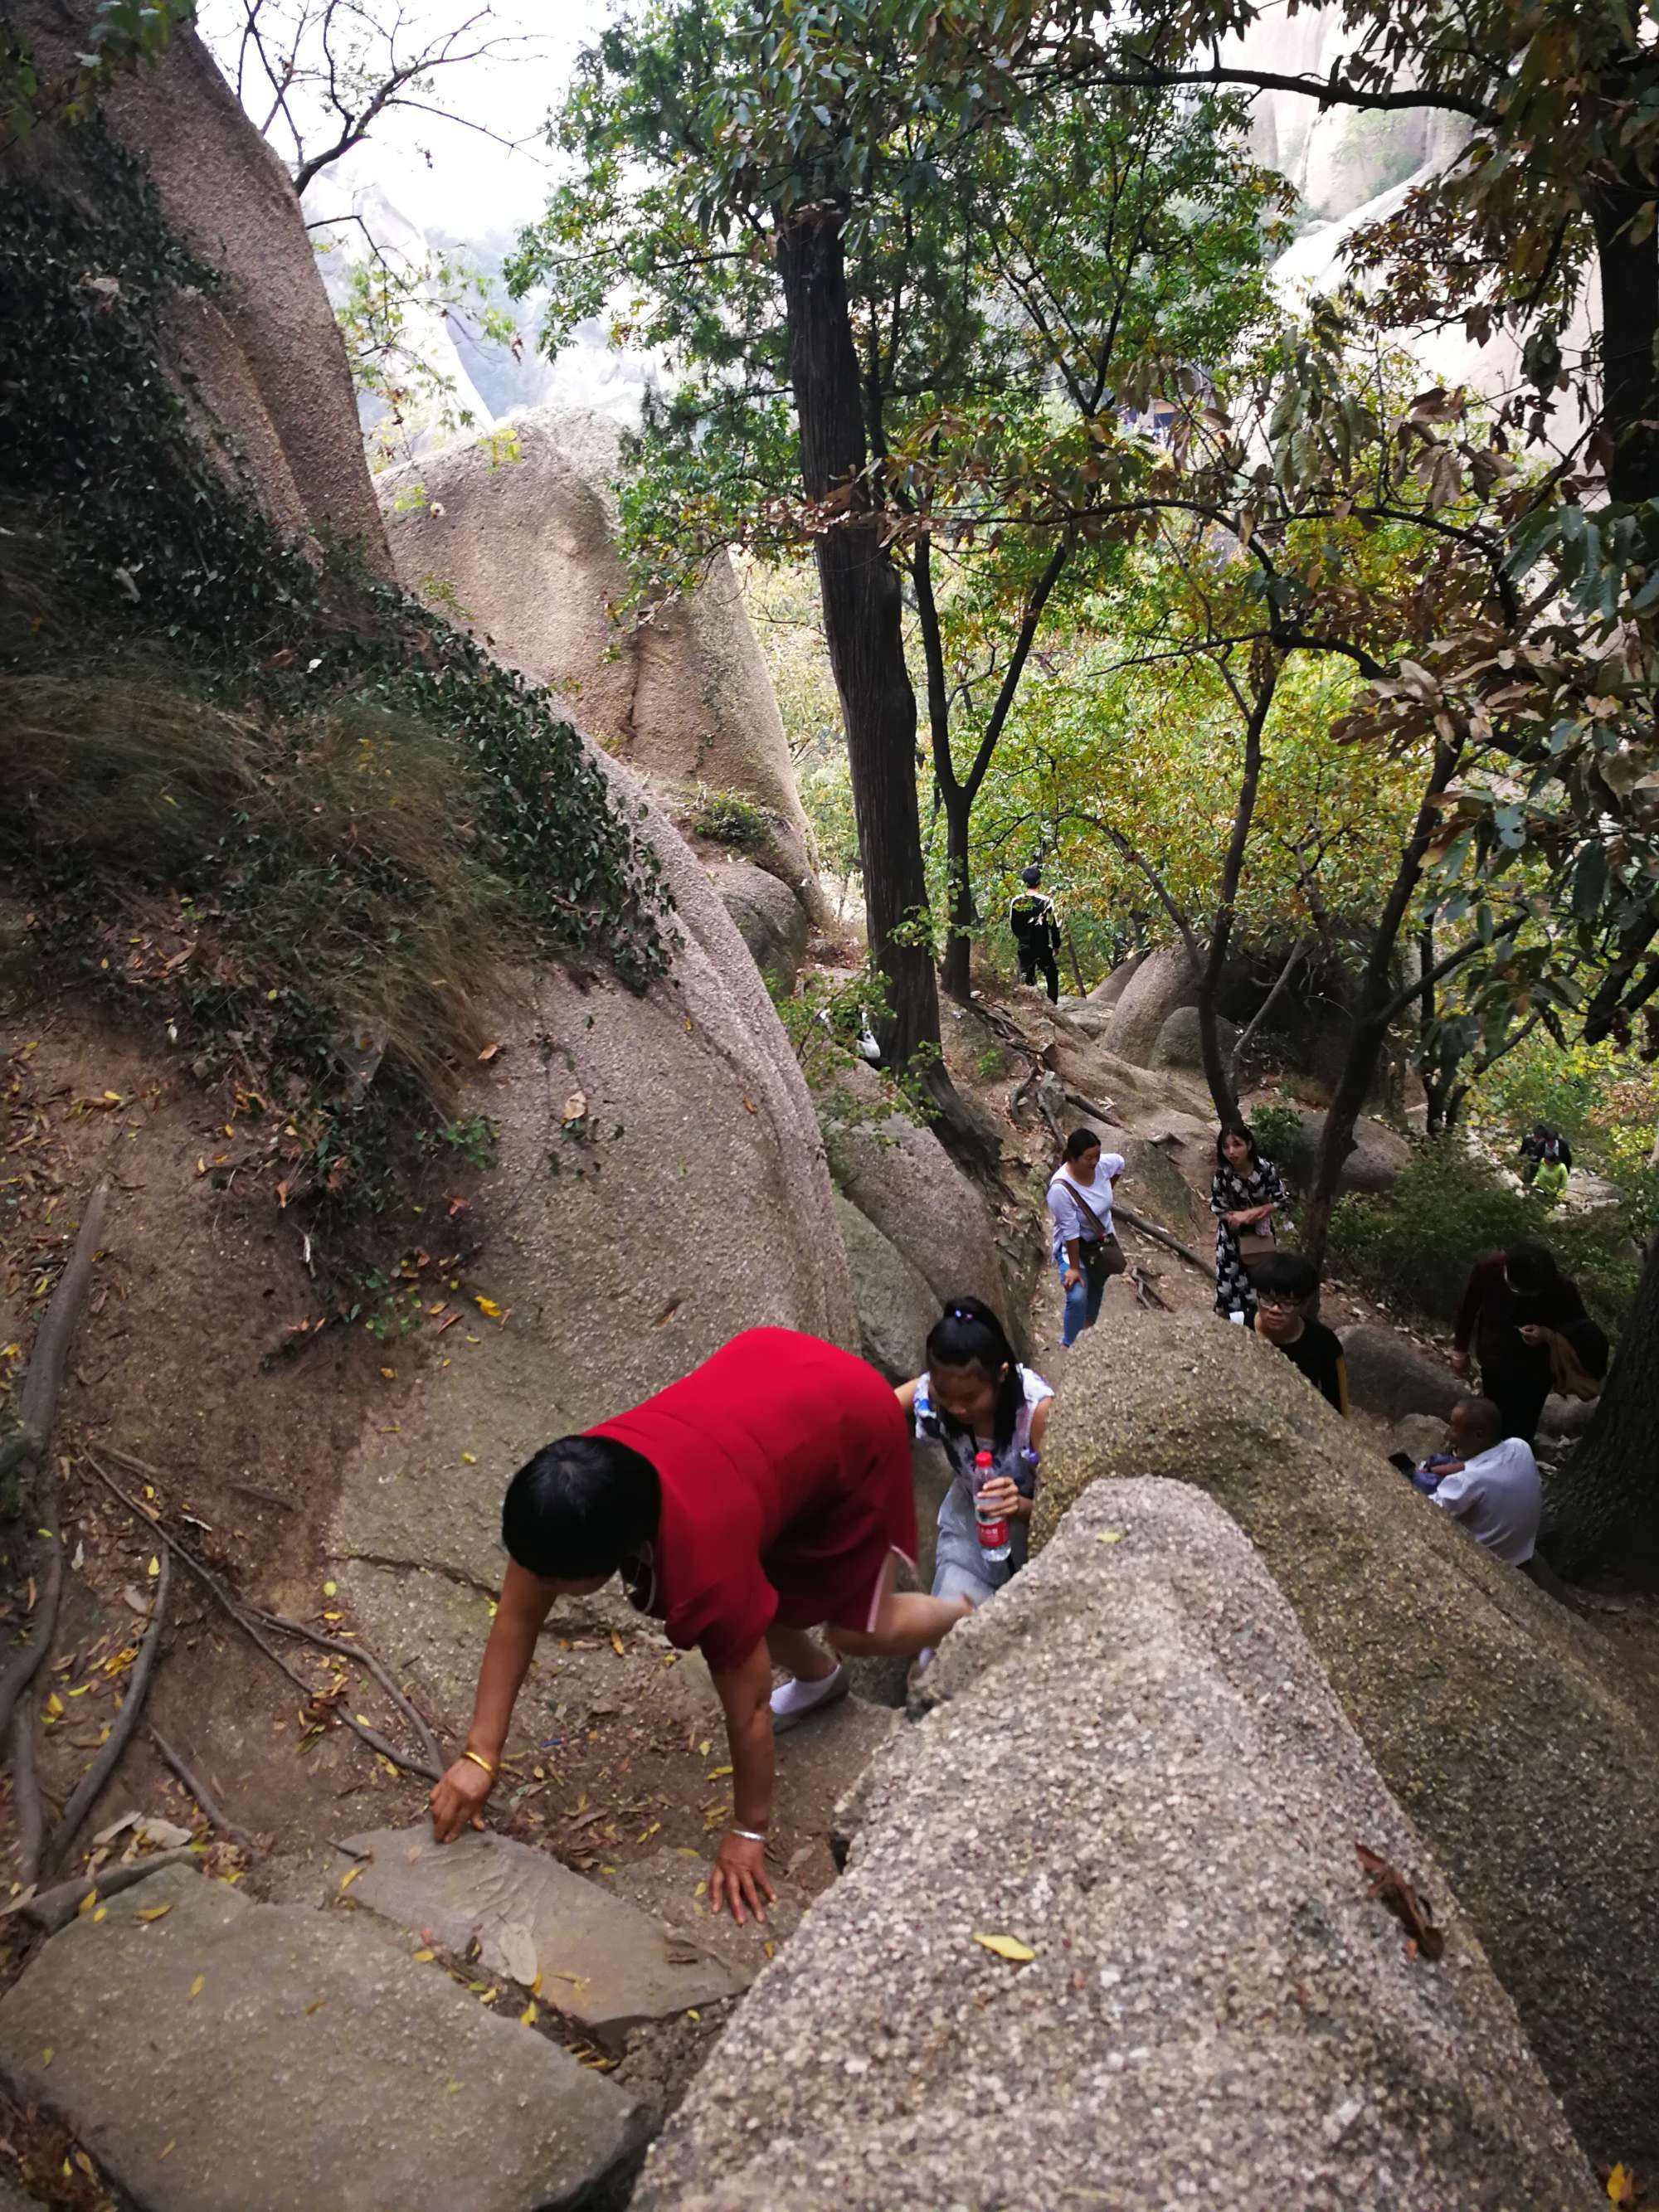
top-left (1058, 1174), bottom-right (1126, 1289)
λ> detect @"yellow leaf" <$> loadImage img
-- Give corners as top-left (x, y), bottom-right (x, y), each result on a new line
top-left (1608, 2166), bottom-right (1635, 2206)
top-left (479, 1042), bottom-right (501, 1062)
top-left (147, 1556), bottom-right (159, 1578)
top-left (45, 1693), bottom-right (63, 1720)
top-left (610, 1631), bottom-right (625, 1658)
top-left (338, 1862), bottom-right (366, 1894)
top-left (40, 2048), bottom-right (52, 2066)
top-left (323, 1580), bottom-right (337, 1598)
top-left (972, 1932), bottom-right (1036, 1963)
top-left (135, 1903), bottom-right (173, 1923)
top-left (461, 1451), bottom-right (477, 1466)
top-left (1094, 1529), bottom-right (1125, 1546)
top-left (188, 1974), bottom-right (205, 2000)
top-left (380, 1366), bottom-right (396, 1380)
top-left (412, 1948), bottom-right (435, 1962)
top-left (519, 2000), bottom-right (538, 2027)
top-left (706, 1764), bottom-right (733, 1780)
top-left (474, 1295), bottom-right (501, 1319)
top-left (92, 1907), bottom-right (107, 1923)
top-left (159, 2142), bottom-right (174, 2159)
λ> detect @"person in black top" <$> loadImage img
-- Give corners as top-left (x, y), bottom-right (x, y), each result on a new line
top-left (1008, 863), bottom-right (1063, 1004)
top-left (1248, 1251), bottom-right (1349, 1416)
top-left (1518, 1124), bottom-right (1574, 1184)
top-left (1452, 1240), bottom-right (1605, 1443)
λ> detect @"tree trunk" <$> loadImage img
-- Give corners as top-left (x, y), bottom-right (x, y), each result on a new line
top-left (941, 785), bottom-right (974, 1002)
top-left (1588, 151), bottom-right (1659, 514)
top-left (776, 211), bottom-right (939, 1069)
top-left (1194, 657), bottom-right (1277, 1126)
top-left (1547, 1235), bottom-right (1659, 1580)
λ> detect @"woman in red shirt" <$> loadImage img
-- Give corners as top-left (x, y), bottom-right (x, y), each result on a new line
top-left (428, 1329), bottom-right (971, 1922)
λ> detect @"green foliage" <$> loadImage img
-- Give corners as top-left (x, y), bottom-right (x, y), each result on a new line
top-left (686, 785), bottom-right (776, 853)
top-left (770, 966), bottom-right (937, 1135)
top-left (1248, 1101), bottom-right (1313, 1191)
top-left (0, 119), bottom-right (671, 1237)
top-left (1330, 1139), bottom-right (1639, 1339)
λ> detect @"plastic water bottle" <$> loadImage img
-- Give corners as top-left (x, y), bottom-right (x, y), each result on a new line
top-left (974, 1448), bottom-right (1010, 1564)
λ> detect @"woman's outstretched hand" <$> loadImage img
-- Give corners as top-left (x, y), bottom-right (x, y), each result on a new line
top-left (430, 1757), bottom-right (493, 1843)
top-left (709, 1830), bottom-right (776, 1925)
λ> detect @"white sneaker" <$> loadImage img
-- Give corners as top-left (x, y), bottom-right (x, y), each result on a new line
top-left (770, 1663), bottom-right (849, 1733)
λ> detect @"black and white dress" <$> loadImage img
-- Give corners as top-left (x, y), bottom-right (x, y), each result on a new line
top-left (1210, 1156), bottom-right (1287, 1318)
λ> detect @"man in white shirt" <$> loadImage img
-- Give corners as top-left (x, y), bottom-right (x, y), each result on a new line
top-left (1431, 1397), bottom-right (1543, 1567)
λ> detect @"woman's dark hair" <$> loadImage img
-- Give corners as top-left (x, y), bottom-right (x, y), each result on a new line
top-left (501, 1435), bottom-right (660, 1580)
top-left (925, 1296), bottom-right (1023, 1451)
top-left (1063, 1125), bottom-right (1101, 1162)
top-left (1215, 1121), bottom-right (1260, 1170)
top-left (1021, 863), bottom-right (1043, 887)
top-left (1504, 1241), bottom-right (1559, 1298)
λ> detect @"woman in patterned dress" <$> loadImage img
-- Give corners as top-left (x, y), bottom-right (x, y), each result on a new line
top-left (1210, 1123), bottom-right (1287, 1321)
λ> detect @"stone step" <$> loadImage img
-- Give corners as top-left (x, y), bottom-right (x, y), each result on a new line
top-left (336, 1826), bottom-right (743, 2049)
top-left (0, 1863), bottom-right (645, 2212)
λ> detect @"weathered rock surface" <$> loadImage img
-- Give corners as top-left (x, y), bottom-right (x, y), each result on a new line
top-left (382, 409), bottom-right (815, 885)
top-left (1103, 943), bottom-right (1199, 1062)
top-left (1390, 1412), bottom-right (1452, 1466)
top-left (337, 1827), bottom-right (741, 2045)
top-left (832, 1193), bottom-right (937, 1383)
top-left (1152, 1000), bottom-right (1238, 1069)
top-left (637, 1480), bottom-right (1598, 2212)
top-left (601, 1848), bottom-right (806, 1982)
top-left (1086, 946), bottom-right (1151, 1007)
top-left (825, 1079), bottom-right (1005, 1321)
top-left (1115, 1130), bottom-right (1210, 1242)
top-left (1299, 1107), bottom-right (1413, 1194)
top-left (0, 1863), bottom-right (645, 2212)
top-left (707, 856), bottom-right (810, 987)
top-left (330, 745), bottom-right (855, 1712)
top-left (1034, 1310), bottom-right (1659, 2166)
top-left (9, 5), bottom-right (390, 570)
top-left (1340, 1323), bottom-right (1465, 1422)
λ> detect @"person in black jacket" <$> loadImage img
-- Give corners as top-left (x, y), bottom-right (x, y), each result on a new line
top-left (1452, 1240), bottom-right (1606, 1443)
top-left (1008, 864), bottom-right (1063, 1003)
top-left (1518, 1125), bottom-right (1574, 1184)
top-left (1249, 1250), bottom-right (1349, 1415)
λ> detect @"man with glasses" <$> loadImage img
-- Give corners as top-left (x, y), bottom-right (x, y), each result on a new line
top-left (1248, 1250), bottom-right (1349, 1415)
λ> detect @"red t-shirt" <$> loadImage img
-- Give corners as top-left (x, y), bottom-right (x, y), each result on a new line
top-left (588, 1328), bottom-right (916, 1672)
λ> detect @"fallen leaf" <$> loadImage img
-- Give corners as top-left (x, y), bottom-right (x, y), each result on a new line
top-left (134, 1903), bottom-right (173, 1923)
top-left (1607, 2166), bottom-right (1635, 2206)
top-left (742, 1096), bottom-right (757, 1113)
top-left (562, 1091), bottom-right (586, 1123)
top-left (40, 2047), bottom-right (52, 2066)
top-left (188, 1974), bottom-right (205, 2000)
top-left (474, 1296), bottom-right (501, 1320)
top-left (147, 1557), bottom-right (159, 1578)
top-left (1094, 1530), bottom-right (1125, 1546)
top-left (338, 1862), bottom-right (366, 1894)
top-left (610, 1631), bottom-right (625, 1658)
top-left (304, 1998), bottom-right (327, 2016)
top-left (323, 1580), bottom-right (337, 1598)
top-left (972, 1932), bottom-right (1036, 1963)
top-left (519, 1999), bottom-right (538, 2027)
top-left (706, 1764), bottom-right (733, 1780)
top-left (380, 1366), bottom-right (396, 1380)
top-left (412, 1948), bottom-right (435, 1963)
top-left (478, 1042), bottom-right (501, 1062)
top-left (461, 1452), bottom-right (477, 1466)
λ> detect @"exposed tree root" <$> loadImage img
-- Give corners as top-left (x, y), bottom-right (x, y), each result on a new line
top-left (88, 1459), bottom-right (441, 1784)
top-left (1114, 1203), bottom-right (1207, 1274)
top-left (147, 1724), bottom-right (258, 1853)
top-left (45, 1552), bottom-right (171, 1876)
top-left (18, 1845), bottom-right (200, 1936)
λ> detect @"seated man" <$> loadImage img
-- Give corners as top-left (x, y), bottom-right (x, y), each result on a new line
top-left (1429, 1396), bottom-right (1543, 1568)
top-left (1249, 1250), bottom-right (1348, 1415)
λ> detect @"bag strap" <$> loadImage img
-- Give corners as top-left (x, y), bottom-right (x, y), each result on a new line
top-left (1057, 1173), bottom-right (1111, 1242)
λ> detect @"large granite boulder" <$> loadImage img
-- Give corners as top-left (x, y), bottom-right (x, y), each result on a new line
top-left (1086, 946), bottom-right (1151, 1007)
top-left (1299, 1107), bottom-right (1413, 1194)
top-left (329, 746), bottom-right (857, 1714)
top-left (635, 1480), bottom-right (1598, 2212)
top-left (1103, 944), bottom-right (1199, 1063)
top-left (1340, 1323), bottom-right (1465, 1422)
top-left (1033, 1310), bottom-right (1659, 2167)
top-left (381, 409), bottom-right (816, 888)
top-left (707, 855), bottom-right (810, 988)
top-left (7, 3), bottom-right (391, 571)
top-left (832, 1192), bottom-right (937, 1384)
top-left (1152, 1001), bottom-right (1238, 1071)
top-left (825, 1073), bottom-right (1005, 1327)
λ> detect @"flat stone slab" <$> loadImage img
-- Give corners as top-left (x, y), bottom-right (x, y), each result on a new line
top-left (600, 1848), bottom-right (805, 1982)
top-left (0, 1864), bottom-right (645, 2212)
top-left (338, 1827), bottom-right (742, 2045)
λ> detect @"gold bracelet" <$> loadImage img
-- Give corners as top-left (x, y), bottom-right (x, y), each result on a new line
top-left (462, 1749), bottom-right (495, 1778)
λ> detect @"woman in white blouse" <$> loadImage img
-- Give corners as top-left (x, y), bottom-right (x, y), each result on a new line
top-left (1046, 1127), bottom-right (1126, 1347)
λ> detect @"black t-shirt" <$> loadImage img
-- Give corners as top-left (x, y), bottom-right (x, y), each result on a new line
top-left (1272, 1319), bottom-right (1347, 1413)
